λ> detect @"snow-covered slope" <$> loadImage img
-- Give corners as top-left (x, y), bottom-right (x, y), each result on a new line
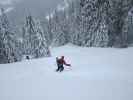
top-left (0, 44), bottom-right (133, 100)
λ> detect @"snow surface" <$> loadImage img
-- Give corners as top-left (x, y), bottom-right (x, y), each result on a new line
top-left (0, 44), bottom-right (133, 100)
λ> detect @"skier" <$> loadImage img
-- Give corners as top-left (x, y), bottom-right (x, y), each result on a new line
top-left (56, 56), bottom-right (71, 72)
top-left (26, 56), bottom-right (30, 60)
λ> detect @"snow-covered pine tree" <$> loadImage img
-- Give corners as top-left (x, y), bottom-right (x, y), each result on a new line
top-left (107, 0), bottom-right (133, 47)
top-left (67, 0), bottom-right (83, 46)
top-left (0, 8), bottom-right (19, 63)
top-left (78, 0), bottom-right (133, 47)
top-left (90, 0), bottom-right (109, 47)
top-left (42, 17), bottom-right (53, 45)
top-left (79, 0), bottom-right (109, 47)
top-left (51, 10), bottom-right (68, 47)
top-left (22, 15), bottom-right (51, 59)
top-left (128, 8), bottom-right (133, 45)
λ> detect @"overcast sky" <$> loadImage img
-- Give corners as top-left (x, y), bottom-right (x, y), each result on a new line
top-left (0, 0), bottom-right (19, 5)
top-left (0, 0), bottom-right (64, 6)
top-left (0, 0), bottom-right (64, 16)
top-left (0, 0), bottom-right (64, 11)
top-left (0, 0), bottom-right (66, 24)
top-left (0, 0), bottom-right (61, 5)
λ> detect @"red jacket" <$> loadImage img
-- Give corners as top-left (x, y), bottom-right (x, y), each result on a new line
top-left (57, 58), bottom-right (71, 66)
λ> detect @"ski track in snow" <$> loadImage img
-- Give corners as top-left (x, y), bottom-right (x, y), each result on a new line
top-left (0, 44), bottom-right (133, 100)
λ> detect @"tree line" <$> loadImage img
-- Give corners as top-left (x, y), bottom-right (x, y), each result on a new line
top-left (0, 0), bottom-right (133, 64)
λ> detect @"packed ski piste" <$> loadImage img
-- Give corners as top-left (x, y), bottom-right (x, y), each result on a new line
top-left (0, 44), bottom-right (133, 100)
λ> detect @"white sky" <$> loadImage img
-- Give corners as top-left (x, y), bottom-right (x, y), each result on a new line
top-left (0, 0), bottom-right (19, 15)
top-left (0, 0), bottom-right (19, 5)
top-left (0, 0), bottom-right (68, 18)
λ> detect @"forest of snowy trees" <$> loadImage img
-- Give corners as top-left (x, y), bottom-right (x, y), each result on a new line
top-left (47, 0), bottom-right (133, 47)
top-left (0, 8), bottom-right (51, 64)
top-left (0, 0), bottom-right (133, 64)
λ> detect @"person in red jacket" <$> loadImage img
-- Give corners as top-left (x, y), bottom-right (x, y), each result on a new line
top-left (56, 56), bottom-right (71, 72)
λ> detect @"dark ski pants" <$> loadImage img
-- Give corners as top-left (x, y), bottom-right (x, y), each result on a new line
top-left (56, 65), bottom-right (64, 72)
